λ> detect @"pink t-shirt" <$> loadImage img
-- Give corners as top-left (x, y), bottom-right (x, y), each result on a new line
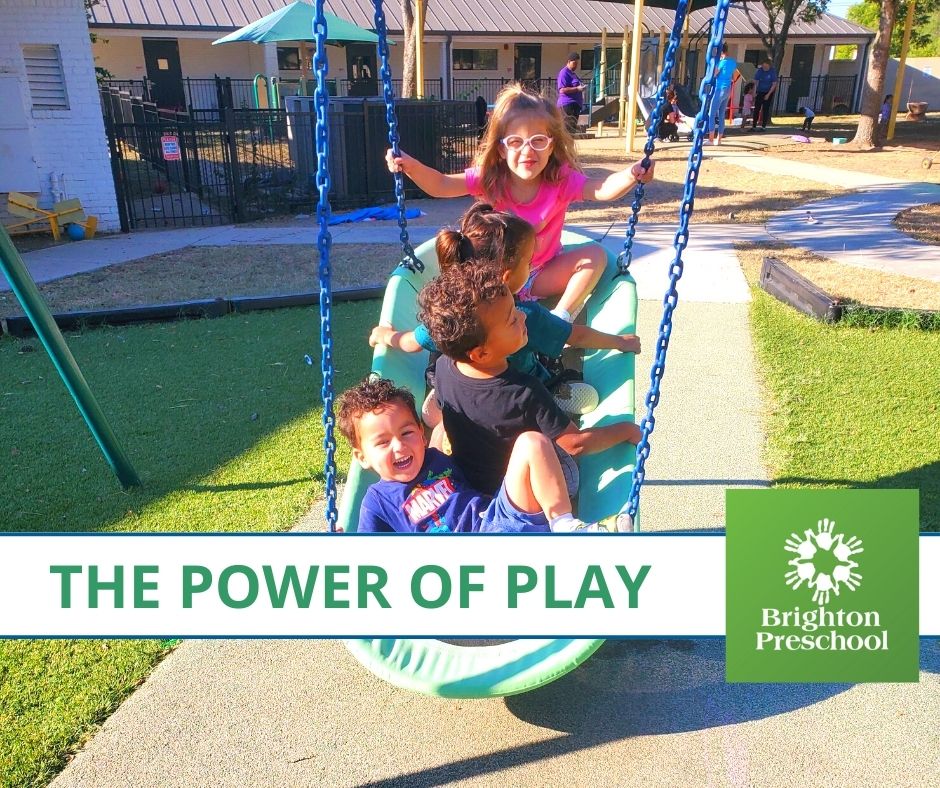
top-left (464, 165), bottom-right (588, 273)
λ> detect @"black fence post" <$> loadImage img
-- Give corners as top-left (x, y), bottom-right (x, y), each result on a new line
top-left (362, 98), bottom-right (373, 202)
top-left (102, 106), bottom-right (131, 234)
top-left (223, 107), bottom-right (245, 223)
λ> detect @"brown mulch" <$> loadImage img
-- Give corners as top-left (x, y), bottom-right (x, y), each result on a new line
top-left (0, 244), bottom-right (400, 318)
top-left (894, 203), bottom-right (940, 246)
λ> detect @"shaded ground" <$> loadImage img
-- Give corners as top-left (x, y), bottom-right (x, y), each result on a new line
top-left (734, 240), bottom-right (940, 311)
top-left (0, 244), bottom-right (399, 317)
top-left (895, 203), bottom-right (940, 245)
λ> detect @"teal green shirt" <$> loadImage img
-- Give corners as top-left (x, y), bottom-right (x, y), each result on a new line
top-left (414, 301), bottom-right (572, 383)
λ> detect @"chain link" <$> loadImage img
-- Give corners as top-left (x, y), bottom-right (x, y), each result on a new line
top-left (616, 0), bottom-right (690, 277)
top-left (313, 0), bottom-right (338, 531)
top-left (372, 0), bottom-right (422, 272)
top-left (623, 0), bottom-right (733, 521)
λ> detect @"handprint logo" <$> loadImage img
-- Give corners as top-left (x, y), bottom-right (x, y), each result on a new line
top-left (785, 518), bottom-right (863, 605)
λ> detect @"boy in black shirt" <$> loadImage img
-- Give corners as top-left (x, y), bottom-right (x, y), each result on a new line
top-left (419, 264), bottom-right (641, 497)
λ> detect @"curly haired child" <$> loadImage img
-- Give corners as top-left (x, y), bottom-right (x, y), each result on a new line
top-left (369, 203), bottom-right (641, 426)
top-left (418, 263), bottom-right (641, 501)
top-left (337, 377), bottom-right (614, 532)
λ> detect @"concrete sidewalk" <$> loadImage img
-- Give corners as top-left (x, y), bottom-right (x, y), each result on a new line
top-left (767, 182), bottom-right (940, 282)
top-left (51, 639), bottom-right (940, 787)
top-left (706, 148), bottom-right (902, 189)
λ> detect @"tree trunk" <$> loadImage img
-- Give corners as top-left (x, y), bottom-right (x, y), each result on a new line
top-left (853, 0), bottom-right (899, 148)
top-left (400, 0), bottom-right (426, 98)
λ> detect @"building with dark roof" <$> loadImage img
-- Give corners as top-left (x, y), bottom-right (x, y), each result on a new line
top-left (90, 0), bottom-right (874, 113)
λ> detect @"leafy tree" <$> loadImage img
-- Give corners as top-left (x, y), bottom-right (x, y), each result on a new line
top-left (742, 0), bottom-right (831, 71)
top-left (850, 0), bottom-right (940, 147)
top-left (84, 0), bottom-right (113, 81)
top-left (847, 0), bottom-right (940, 56)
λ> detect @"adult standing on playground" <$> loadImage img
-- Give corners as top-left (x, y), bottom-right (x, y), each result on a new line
top-left (557, 52), bottom-right (587, 133)
top-left (707, 43), bottom-right (738, 145)
top-left (749, 59), bottom-right (778, 131)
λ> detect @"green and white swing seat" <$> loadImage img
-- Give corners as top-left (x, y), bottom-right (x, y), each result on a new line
top-left (335, 233), bottom-right (638, 698)
top-left (312, 0), bottom-right (731, 700)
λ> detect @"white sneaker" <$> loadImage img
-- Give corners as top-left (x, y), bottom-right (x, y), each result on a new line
top-left (551, 516), bottom-right (611, 533)
top-left (553, 381), bottom-right (600, 416)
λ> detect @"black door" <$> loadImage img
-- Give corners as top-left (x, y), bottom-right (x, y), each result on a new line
top-left (346, 43), bottom-right (378, 97)
top-left (787, 44), bottom-right (815, 113)
top-left (143, 39), bottom-right (185, 110)
top-left (514, 44), bottom-right (541, 88)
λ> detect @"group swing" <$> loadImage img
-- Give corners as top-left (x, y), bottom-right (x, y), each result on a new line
top-left (311, 0), bottom-right (732, 697)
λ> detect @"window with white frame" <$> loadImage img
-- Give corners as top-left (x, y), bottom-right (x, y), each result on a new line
top-left (453, 49), bottom-right (498, 71)
top-left (22, 45), bottom-right (69, 110)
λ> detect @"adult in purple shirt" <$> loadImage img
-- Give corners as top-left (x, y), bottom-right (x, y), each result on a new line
top-left (557, 52), bottom-right (587, 132)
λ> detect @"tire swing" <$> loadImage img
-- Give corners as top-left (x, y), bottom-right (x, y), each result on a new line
top-left (311, 0), bottom-right (731, 698)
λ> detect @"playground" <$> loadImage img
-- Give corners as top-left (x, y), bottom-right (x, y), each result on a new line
top-left (2, 112), bottom-right (938, 782)
top-left (2, 0), bottom-right (940, 777)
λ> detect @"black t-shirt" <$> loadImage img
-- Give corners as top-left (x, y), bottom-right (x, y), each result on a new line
top-left (434, 356), bottom-right (572, 494)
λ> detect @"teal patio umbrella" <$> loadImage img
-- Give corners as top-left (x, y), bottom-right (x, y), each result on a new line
top-left (213, 1), bottom-right (385, 98)
top-left (212, 1), bottom-right (381, 46)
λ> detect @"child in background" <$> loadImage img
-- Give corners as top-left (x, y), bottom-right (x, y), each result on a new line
top-left (657, 88), bottom-right (681, 141)
top-left (418, 263), bottom-right (641, 498)
top-left (740, 83), bottom-right (755, 128)
top-left (337, 377), bottom-right (614, 533)
top-left (369, 203), bottom-right (641, 425)
top-left (386, 83), bottom-right (655, 323)
top-left (879, 95), bottom-right (893, 128)
top-left (801, 104), bottom-right (815, 132)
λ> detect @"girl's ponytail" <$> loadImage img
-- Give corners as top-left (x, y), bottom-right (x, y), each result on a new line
top-left (434, 202), bottom-right (535, 275)
top-left (435, 228), bottom-right (474, 272)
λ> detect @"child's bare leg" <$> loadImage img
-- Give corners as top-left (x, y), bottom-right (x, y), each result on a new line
top-left (502, 431), bottom-right (571, 519)
top-left (429, 422), bottom-right (447, 451)
top-left (421, 391), bottom-right (442, 428)
top-left (530, 244), bottom-right (606, 319)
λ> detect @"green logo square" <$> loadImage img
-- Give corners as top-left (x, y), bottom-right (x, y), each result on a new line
top-left (726, 489), bottom-right (919, 683)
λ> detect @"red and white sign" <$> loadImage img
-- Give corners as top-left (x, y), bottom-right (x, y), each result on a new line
top-left (161, 135), bottom-right (181, 161)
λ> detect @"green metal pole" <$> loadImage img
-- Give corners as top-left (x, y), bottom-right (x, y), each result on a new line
top-left (0, 226), bottom-right (141, 488)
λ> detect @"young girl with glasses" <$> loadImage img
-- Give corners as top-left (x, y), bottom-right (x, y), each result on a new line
top-left (386, 83), bottom-right (655, 322)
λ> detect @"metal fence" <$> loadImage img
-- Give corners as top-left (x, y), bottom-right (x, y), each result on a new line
top-left (770, 75), bottom-right (858, 114)
top-left (452, 77), bottom-right (557, 104)
top-left (101, 88), bottom-right (478, 230)
top-left (100, 77), bottom-right (444, 112)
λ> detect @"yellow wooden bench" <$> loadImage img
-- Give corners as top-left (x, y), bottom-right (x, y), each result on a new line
top-left (4, 193), bottom-right (97, 241)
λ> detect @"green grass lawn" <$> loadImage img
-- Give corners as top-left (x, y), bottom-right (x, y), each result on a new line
top-left (0, 303), bottom-right (378, 786)
top-left (750, 290), bottom-right (940, 531)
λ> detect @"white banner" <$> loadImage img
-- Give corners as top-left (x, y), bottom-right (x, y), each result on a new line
top-left (0, 534), bottom-right (936, 638)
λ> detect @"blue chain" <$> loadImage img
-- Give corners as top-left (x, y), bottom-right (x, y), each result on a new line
top-left (313, 0), bottom-right (338, 532)
top-left (616, 0), bottom-right (690, 277)
top-left (623, 0), bottom-right (732, 521)
top-left (372, 0), bottom-right (422, 272)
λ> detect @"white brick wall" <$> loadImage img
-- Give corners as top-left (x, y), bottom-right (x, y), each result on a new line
top-left (1, 0), bottom-right (120, 230)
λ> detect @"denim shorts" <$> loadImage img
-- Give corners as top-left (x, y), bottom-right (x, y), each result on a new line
top-left (478, 482), bottom-right (551, 533)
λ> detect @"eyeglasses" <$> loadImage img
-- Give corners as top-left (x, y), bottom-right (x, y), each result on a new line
top-left (500, 134), bottom-right (553, 152)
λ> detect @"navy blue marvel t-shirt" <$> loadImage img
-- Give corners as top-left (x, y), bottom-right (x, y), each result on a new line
top-left (358, 448), bottom-right (489, 533)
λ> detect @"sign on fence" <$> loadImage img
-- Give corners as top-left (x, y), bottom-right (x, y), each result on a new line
top-left (161, 135), bottom-right (181, 161)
